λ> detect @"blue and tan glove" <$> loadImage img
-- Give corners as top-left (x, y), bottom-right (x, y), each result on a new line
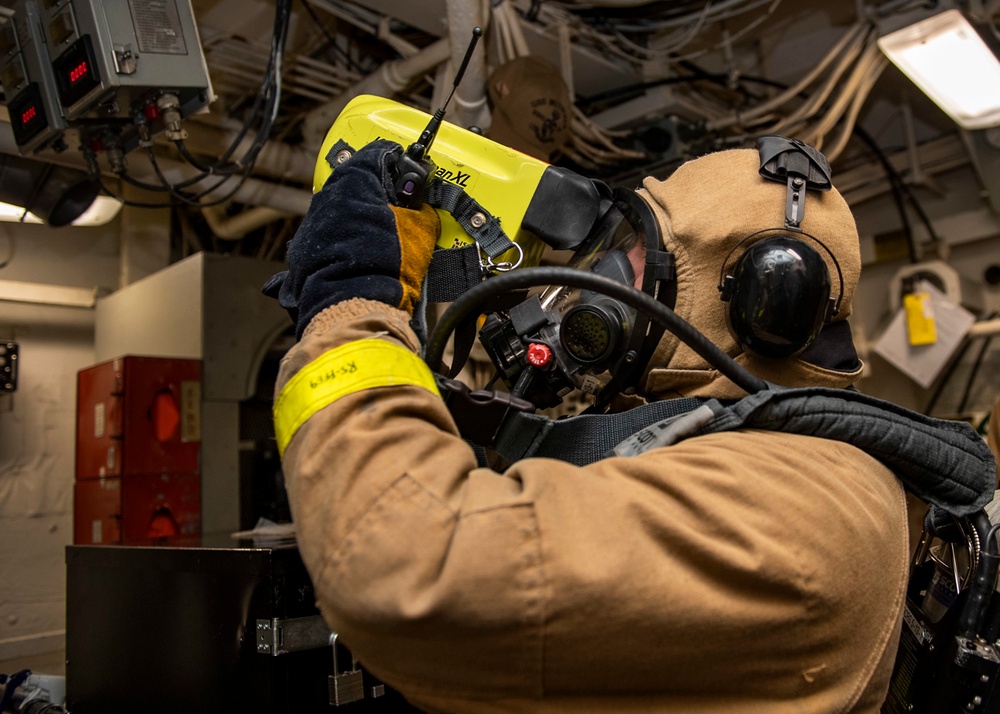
top-left (262, 139), bottom-right (441, 338)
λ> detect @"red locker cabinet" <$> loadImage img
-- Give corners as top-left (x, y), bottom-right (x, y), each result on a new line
top-left (76, 356), bottom-right (202, 480)
top-left (73, 473), bottom-right (201, 545)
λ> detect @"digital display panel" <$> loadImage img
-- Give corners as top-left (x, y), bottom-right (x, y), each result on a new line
top-left (9, 82), bottom-right (49, 146)
top-left (53, 34), bottom-right (101, 109)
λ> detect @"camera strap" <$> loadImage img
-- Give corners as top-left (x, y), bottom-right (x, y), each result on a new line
top-left (326, 139), bottom-right (517, 304)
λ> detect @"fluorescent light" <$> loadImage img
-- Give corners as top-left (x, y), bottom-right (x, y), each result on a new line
top-left (877, 9), bottom-right (1000, 130)
top-left (0, 202), bottom-right (40, 223)
top-left (0, 195), bottom-right (123, 226)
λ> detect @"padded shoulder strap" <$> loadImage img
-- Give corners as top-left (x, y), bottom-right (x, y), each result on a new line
top-left (493, 397), bottom-right (706, 466)
top-left (613, 386), bottom-right (996, 517)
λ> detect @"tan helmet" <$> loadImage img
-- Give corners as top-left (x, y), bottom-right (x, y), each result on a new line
top-left (635, 146), bottom-right (863, 399)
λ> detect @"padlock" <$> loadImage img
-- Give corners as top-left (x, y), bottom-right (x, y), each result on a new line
top-left (328, 632), bottom-right (365, 706)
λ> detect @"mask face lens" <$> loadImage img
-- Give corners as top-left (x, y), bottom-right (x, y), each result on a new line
top-left (538, 202), bottom-right (642, 312)
top-left (562, 305), bottom-right (618, 363)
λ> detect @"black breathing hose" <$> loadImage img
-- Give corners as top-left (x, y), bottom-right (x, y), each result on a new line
top-left (958, 511), bottom-right (1000, 639)
top-left (425, 267), bottom-right (769, 396)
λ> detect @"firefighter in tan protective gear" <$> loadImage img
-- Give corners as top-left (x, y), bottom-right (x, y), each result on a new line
top-left (262, 137), bottom-right (994, 714)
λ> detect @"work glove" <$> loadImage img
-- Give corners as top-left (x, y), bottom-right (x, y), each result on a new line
top-left (261, 139), bottom-right (440, 338)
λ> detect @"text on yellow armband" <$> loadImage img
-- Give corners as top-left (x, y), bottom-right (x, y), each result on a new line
top-left (273, 339), bottom-right (440, 456)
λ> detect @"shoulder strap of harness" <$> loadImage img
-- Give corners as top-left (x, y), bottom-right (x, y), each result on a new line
top-left (492, 397), bottom-right (707, 466)
top-left (490, 385), bottom-right (995, 517)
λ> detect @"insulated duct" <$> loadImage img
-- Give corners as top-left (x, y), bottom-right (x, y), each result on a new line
top-left (0, 153), bottom-right (100, 226)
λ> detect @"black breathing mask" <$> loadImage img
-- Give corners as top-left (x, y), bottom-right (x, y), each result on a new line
top-left (477, 187), bottom-right (675, 409)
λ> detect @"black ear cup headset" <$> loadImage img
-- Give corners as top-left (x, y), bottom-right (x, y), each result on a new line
top-left (719, 227), bottom-right (843, 359)
top-left (718, 136), bottom-right (844, 359)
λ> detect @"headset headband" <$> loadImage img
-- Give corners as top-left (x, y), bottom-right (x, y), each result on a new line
top-left (756, 135), bottom-right (832, 229)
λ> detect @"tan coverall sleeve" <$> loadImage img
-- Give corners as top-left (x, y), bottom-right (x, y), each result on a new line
top-left (276, 298), bottom-right (909, 714)
top-left (987, 396), bottom-right (1000, 488)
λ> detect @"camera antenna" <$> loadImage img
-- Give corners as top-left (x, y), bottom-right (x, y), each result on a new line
top-left (392, 26), bottom-right (483, 208)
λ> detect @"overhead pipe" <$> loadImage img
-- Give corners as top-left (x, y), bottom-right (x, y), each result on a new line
top-left (178, 119), bottom-right (316, 186)
top-left (167, 166), bottom-right (312, 215)
top-left (443, 0), bottom-right (490, 131)
top-left (300, 37), bottom-right (452, 150)
top-left (201, 204), bottom-right (290, 240)
top-left (1, 139), bottom-right (312, 219)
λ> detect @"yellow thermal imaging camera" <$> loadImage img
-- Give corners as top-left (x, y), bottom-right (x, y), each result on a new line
top-left (312, 94), bottom-right (604, 270)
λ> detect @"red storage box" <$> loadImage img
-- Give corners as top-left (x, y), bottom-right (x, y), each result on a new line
top-left (76, 356), bottom-right (201, 480)
top-left (73, 473), bottom-right (201, 545)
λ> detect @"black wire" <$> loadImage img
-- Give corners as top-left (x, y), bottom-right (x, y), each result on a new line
top-left (117, 0), bottom-right (292, 204)
top-left (201, 0), bottom-right (290, 173)
top-left (115, 156), bottom-right (240, 198)
top-left (853, 124), bottom-right (942, 255)
top-left (117, 169), bottom-right (169, 192)
top-left (922, 341), bottom-right (970, 416)
top-left (581, 65), bottom-right (941, 264)
top-left (145, 147), bottom-right (218, 202)
top-left (180, 0), bottom-right (291, 204)
top-left (956, 311), bottom-right (999, 414)
top-left (958, 335), bottom-right (995, 415)
top-left (217, 0), bottom-right (289, 167)
top-left (99, 180), bottom-right (173, 208)
top-left (174, 139), bottom-right (212, 174)
top-left (578, 75), bottom-right (730, 112)
top-left (174, 139), bottom-right (240, 175)
top-left (298, 0), bottom-right (365, 73)
top-left (426, 267), bottom-right (769, 396)
top-left (851, 126), bottom-right (918, 263)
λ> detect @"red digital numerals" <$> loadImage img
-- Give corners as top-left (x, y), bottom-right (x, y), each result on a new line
top-left (69, 60), bottom-right (87, 84)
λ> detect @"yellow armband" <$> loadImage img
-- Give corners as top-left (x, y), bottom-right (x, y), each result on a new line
top-left (273, 339), bottom-right (440, 456)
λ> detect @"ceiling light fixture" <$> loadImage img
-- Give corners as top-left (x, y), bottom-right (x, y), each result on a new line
top-left (877, 8), bottom-right (1000, 130)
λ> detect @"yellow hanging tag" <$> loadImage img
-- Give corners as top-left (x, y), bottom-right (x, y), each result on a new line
top-left (904, 292), bottom-right (937, 346)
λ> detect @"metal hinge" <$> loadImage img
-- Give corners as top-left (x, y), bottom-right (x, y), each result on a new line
top-left (255, 615), bottom-right (332, 656)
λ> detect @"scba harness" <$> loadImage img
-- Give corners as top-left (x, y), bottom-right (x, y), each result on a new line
top-left (471, 382), bottom-right (995, 518)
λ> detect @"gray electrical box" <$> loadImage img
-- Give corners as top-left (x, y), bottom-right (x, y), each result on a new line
top-left (38, 0), bottom-right (213, 121)
top-left (1, 1), bottom-right (69, 153)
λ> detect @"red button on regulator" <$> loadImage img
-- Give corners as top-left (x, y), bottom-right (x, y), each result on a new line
top-left (526, 342), bottom-right (552, 368)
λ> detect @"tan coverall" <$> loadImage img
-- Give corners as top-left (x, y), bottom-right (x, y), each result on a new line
top-left (276, 297), bottom-right (909, 714)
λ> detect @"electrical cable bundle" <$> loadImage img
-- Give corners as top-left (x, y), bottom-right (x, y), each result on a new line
top-left (533, 0), bottom-right (786, 64)
top-left (691, 20), bottom-right (887, 162)
top-left (110, 0), bottom-right (293, 208)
